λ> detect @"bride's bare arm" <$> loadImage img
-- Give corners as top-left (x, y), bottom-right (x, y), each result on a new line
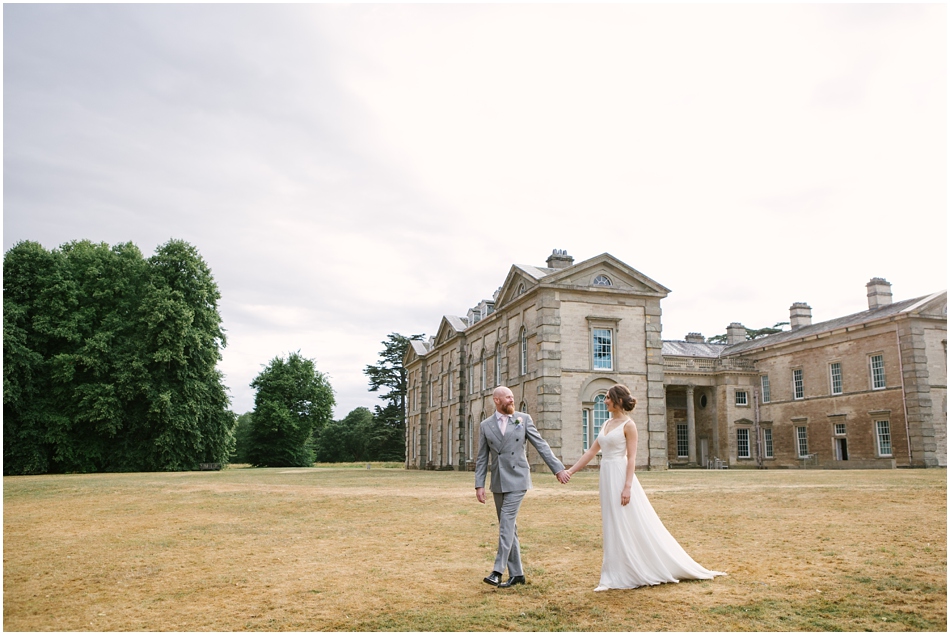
top-left (566, 439), bottom-right (601, 476)
top-left (621, 421), bottom-right (638, 505)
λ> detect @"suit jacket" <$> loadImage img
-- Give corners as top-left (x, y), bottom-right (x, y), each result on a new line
top-left (474, 411), bottom-right (565, 493)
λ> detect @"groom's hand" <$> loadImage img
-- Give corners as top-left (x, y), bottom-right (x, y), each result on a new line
top-left (475, 487), bottom-right (486, 504)
top-left (556, 470), bottom-right (571, 484)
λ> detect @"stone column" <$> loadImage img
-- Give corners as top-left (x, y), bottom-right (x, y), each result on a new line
top-left (686, 384), bottom-right (697, 465)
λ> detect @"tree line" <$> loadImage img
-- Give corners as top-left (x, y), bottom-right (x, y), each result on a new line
top-left (232, 334), bottom-right (420, 466)
top-left (3, 238), bottom-right (418, 474)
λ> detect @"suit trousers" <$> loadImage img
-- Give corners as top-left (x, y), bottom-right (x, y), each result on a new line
top-left (492, 490), bottom-right (526, 576)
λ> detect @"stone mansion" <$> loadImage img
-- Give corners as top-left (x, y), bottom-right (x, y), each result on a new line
top-left (404, 250), bottom-right (947, 471)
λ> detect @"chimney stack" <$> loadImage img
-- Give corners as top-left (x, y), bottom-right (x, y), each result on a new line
top-left (685, 332), bottom-right (706, 343)
top-left (866, 278), bottom-right (893, 309)
top-left (789, 302), bottom-right (812, 329)
top-left (546, 249), bottom-right (574, 269)
top-left (726, 323), bottom-right (747, 345)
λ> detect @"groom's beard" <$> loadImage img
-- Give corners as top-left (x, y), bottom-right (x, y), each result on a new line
top-left (500, 404), bottom-right (515, 415)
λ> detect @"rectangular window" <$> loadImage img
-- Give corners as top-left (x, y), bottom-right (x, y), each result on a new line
top-left (796, 426), bottom-right (809, 457)
top-left (834, 422), bottom-right (847, 436)
top-left (876, 420), bottom-right (892, 456)
top-left (830, 362), bottom-right (842, 395)
top-left (592, 328), bottom-right (613, 370)
top-left (763, 428), bottom-right (774, 458)
top-left (761, 375), bottom-right (771, 403)
top-left (870, 354), bottom-right (886, 389)
top-left (676, 424), bottom-right (689, 458)
top-left (480, 362), bottom-right (486, 392)
top-left (469, 365), bottom-right (474, 395)
top-left (735, 390), bottom-right (748, 406)
top-left (582, 410), bottom-right (589, 451)
top-left (737, 429), bottom-right (750, 458)
top-left (793, 369), bottom-right (804, 400)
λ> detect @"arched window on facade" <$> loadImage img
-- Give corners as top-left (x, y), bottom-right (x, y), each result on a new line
top-left (519, 400), bottom-right (528, 414)
top-left (494, 342), bottom-right (502, 386)
top-left (480, 349), bottom-right (487, 392)
top-left (468, 351), bottom-right (474, 395)
top-left (593, 394), bottom-right (609, 441)
top-left (447, 420), bottom-right (453, 466)
top-left (467, 415), bottom-right (474, 460)
top-left (592, 274), bottom-right (612, 286)
top-left (447, 363), bottom-right (453, 400)
top-left (520, 327), bottom-right (528, 376)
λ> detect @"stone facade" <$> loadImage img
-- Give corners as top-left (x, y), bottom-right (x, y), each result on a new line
top-left (405, 251), bottom-right (947, 471)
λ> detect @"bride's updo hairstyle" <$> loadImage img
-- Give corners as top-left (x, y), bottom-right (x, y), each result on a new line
top-left (608, 384), bottom-right (637, 412)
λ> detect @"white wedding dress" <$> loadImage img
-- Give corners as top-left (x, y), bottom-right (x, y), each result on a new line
top-left (595, 419), bottom-right (726, 591)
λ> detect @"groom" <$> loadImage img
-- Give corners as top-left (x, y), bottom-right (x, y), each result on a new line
top-left (475, 386), bottom-right (570, 588)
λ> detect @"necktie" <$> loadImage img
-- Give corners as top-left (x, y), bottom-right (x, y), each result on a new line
top-left (499, 415), bottom-right (508, 436)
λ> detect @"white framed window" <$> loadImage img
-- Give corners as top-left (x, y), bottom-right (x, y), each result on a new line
top-left (676, 424), bottom-right (689, 458)
top-left (796, 426), bottom-right (809, 457)
top-left (793, 369), bottom-right (804, 400)
top-left (516, 282), bottom-right (525, 296)
top-left (830, 362), bottom-right (843, 395)
top-left (582, 410), bottom-right (590, 451)
top-left (592, 328), bottom-right (613, 370)
top-left (761, 375), bottom-right (771, 403)
top-left (467, 416), bottom-right (473, 459)
top-left (737, 429), bottom-right (751, 458)
top-left (763, 428), bottom-right (774, 458)
top-left (480, 351), bottom-right (486, 392)
top-left (520, 328), bottom-right (528, 376)
top-left (593, 394), bottom-right (608, 440)
top-left (447, 421), bottom-right (453, 466)
top-left (834, 422), bottom-right (847, 436)
top-left (870, 354), bottom-right (886, 390)
top-left (592, 274), bottom-right (612, 286)
top-left (494, 342), bottom-right (501, 386)
top-left (735, 390), bottom-right (748, 406)
top-left (875, 420), bottom-right (892, 456)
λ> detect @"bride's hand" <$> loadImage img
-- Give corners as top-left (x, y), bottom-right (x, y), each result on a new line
top-left (621, 486), bottom-right (631, 506)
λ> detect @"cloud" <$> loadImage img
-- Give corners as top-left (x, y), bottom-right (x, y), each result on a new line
top-left (4, 4), bottom-right (945, 418)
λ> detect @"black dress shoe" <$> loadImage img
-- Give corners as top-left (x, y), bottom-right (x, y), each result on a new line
top-left (498, 575), bottom-right (526, 588)
top-left (483, 571), bottom-right (502, 586)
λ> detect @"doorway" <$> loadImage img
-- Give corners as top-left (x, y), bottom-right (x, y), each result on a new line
top-left (835, 437), bottom-right (849, 461)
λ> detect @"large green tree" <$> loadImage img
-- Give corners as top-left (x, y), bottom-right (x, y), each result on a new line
top-left (363, 333), bottom-right (422, 461)
top-left (312, 406), bottom-right (389, 463)
top-left (3, 239), bottom-right (235, 474)
top-left (246, 352), bottom-right (334, 467)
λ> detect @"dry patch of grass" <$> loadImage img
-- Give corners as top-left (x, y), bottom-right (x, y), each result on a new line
top-left (4, 466), bottom-right (946, 631)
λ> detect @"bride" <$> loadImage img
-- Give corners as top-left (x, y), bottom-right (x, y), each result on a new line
top-left (566, 384), bottom-right (726, 591)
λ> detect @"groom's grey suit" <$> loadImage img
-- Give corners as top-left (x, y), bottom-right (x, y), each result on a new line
top-left (475, 411), bottom-right (565, 577)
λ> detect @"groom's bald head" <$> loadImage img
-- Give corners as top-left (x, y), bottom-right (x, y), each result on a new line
top-left (493, 386), bottom-right (515, 415)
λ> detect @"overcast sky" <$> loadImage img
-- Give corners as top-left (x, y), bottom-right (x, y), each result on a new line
top-left (4, 4), bottom-right (946, 418)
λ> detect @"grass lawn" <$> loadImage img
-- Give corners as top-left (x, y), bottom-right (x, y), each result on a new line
top-left (3, 465), bottom-right (946, 631)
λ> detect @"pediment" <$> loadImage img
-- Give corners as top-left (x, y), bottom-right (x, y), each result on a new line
top-left (735, 418), bottom-right (754, 426)
top-left (495, 266), bottom-right (545, 309)
top-left (404, 339), bottom-right (430, 366)
top-left (904, 291), bottom-right (947, 318)
top-left (542, 253), bottom-right (670, 297)
top-left (434, 315), bottom-right (467, 347)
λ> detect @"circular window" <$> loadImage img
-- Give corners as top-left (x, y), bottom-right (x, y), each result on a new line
top-left (592, 275), bottom-right (612, 286)
top-left (700, 394), bottom-right (708, 408)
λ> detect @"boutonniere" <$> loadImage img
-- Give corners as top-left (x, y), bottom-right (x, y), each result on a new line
top-left (512, 417), bottom-right (523, 427)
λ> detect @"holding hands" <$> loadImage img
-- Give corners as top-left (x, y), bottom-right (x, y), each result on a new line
top-left (555, 470), bottom-right (571, 484)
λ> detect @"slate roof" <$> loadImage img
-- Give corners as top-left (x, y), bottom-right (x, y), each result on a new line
top-left (662, 341), bottom-right (728, 358)
top-left (514, 264), bottom-right (556, 280)
top-left (723, 293), bottom-right (943, 356)
top-left (409, 340), bottom-right (430, 356)
top-left (444, 315), bottom-right (468, 332)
